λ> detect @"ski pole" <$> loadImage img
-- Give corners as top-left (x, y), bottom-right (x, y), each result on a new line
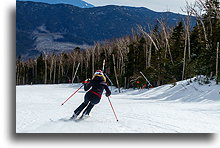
top-left (107, 96), bottom-right (119, 122)
top-left (61, 84), bottom-right (84, 106)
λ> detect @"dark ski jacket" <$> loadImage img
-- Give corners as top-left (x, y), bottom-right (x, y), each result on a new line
top-left (84, 80), bottom-right (111, 98)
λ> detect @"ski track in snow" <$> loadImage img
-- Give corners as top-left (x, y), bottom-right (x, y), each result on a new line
top-left (16, 80), bottom-right (220, 133)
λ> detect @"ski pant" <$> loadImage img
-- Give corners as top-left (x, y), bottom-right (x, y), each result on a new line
top-left (74, 92), bottom-right (101, 116)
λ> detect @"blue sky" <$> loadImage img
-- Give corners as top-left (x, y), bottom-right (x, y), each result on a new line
top-left (83, 0), bottom-right (196, 14)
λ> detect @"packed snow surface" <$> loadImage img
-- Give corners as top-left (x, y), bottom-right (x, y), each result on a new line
top-left (16, 79), bottom-right (220, 133)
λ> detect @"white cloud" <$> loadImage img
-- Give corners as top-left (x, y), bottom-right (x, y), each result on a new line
top-left (83, 0), bottom-right (197, 14)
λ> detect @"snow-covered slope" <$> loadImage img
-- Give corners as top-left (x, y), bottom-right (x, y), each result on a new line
top-left (16, 78), bottom-right (220, 133)
top-left (83, 0), bottom-right (196, 14)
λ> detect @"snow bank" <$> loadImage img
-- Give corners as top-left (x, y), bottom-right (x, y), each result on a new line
top-left (122, 78), bottom-right (219, 102)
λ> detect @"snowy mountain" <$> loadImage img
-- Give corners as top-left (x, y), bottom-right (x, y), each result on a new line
top-left (16, 77), bottom-right (220, 133)
top-left (17, 1), bottom-right (195, 59)
top-left (16, 0), bottom-right (94, 8)
top-left (83, 0), bottom-right (196, 14)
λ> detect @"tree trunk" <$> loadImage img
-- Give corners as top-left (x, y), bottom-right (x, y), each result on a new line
top-left (16, 63), bottom-right (19, 85)
top-left (140, 71), bottom-right (152, 86)
top-left (58, 61), bottom-right (61, 84)
top-left (35, 60), bottom-right (37, 83)
top-left (158, 19), bottom-right (174, 65)
top-left (72, 63), bottom-right (80, 83)
top-left (187, 29), bottom-right (191, 61)
top-left (148, 42), bottom-right (152, 67)
top-left (199, 16), bottom-right (208, 50)
top-left (102, 59), bottom-right (105, 72)
top-left (124, 77), bottom-right (127, 89)
top-left (49, 57), bottom-right (54, 82)
top-left (145, 43), bottom-right (148, 69)
top-left (92, 47), bottom-right (95, 75)
top-left (53, 59), bottom-right (56, 84)
top-left (32, 63), bottom-right (34, 83)
top-left (182, 34), bottom-right (187, 80)
top-left (86, 60), bottom-right (88, 79)
top-left (112, 54), bottom-right (120, 93)
top-left (44, 57), bottom-right (47, 84)
top-left (216, 42), bottom-right (219, 84)
top-left (71, 60), bottom-right (76, 81)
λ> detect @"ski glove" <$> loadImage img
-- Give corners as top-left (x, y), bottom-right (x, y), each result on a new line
top-left (105, 92), bottom-right (111, 97)
top-left (82, 78), bottom-right (91, 85)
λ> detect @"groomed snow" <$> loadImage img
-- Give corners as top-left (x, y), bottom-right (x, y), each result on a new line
top-left (16, 78), bottom-right (220, 133)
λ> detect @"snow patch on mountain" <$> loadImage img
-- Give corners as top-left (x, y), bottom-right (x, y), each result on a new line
top-left (83, 0), bottom-right (196, 14)
top-left (32, 25), bottom-right (92, 53)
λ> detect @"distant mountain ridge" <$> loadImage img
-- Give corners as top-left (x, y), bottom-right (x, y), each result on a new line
top-left (16, 0), bottom-right (94, 8)
top-left (16, 1), bottom-right (195, 59)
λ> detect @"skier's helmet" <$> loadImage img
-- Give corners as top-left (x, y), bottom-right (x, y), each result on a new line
top-left (92, 70), bottom-right (106, 82)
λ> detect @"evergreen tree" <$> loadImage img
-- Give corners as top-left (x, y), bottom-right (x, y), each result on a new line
top-left (169, 21), bottom-right (185, 80)
top-left (190, 0), bottom-right (220, 76)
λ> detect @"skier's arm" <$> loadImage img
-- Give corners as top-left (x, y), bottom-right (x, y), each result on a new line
top-left (104, 85), bottom-right (111, 97)
top-left (84, 82), bottom-right (92, 91)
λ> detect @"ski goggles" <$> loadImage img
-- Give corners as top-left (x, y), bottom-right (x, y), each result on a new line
top-left (94, 71), bottom-right (103, 75)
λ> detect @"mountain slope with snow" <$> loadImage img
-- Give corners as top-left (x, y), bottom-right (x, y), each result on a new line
top-left (16, 1), bottom-right (194, 59)
top-left (83, 0), bottom-right (196, 14)
top-left (16, 78), bottom-right (220, 133)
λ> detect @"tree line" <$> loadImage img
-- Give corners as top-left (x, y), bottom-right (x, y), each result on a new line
top-left (16, 0), bottom-right (220, 88)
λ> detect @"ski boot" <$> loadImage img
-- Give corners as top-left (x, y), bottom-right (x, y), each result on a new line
top-left (70, 113), bottom-right (77, 120)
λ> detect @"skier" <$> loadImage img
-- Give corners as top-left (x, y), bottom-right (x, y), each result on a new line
top-left (70, 70), bottom-right (111, 120)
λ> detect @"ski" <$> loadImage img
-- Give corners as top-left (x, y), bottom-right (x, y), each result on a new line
top-left (74, 115), bottom-right (90, 122)
top-left (50, 115), bottom-right (90, 123)
top-left (49, 118), bottom-right (74, 122)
